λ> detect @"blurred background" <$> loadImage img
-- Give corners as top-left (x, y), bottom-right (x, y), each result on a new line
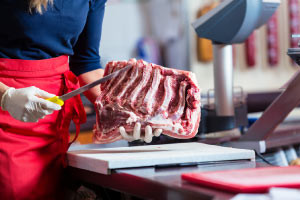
top-left (72, 0), bottom-right (300, 144)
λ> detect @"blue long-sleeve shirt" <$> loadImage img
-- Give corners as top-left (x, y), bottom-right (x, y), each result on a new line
top-left (0, 0), bottom-right (106, 75)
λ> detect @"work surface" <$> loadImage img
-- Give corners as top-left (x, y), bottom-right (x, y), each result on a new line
top-left (67, 142), bottom-right (255, 175)
top-left (67, 142), bottom-right (258, 199)
top-left (67, 160), bottom-right (265, 200)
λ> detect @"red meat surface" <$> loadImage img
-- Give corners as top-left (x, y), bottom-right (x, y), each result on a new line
top-left (93, 59), bottom-right (201, 143)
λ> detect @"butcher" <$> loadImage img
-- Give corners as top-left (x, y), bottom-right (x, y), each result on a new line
top-left (0, 0), bottom-right (157, 199)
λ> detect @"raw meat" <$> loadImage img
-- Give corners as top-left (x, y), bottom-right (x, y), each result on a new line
top-left (93, 59), bottom-right (201, 144)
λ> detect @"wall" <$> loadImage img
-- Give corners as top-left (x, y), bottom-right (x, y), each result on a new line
top-left (99, 0), bottom-right (151, 65)
top-left (100, 0), bottom-right (190, 70)
top-left (100, 0), bottom-right (299, 93)
top-left (187, 0), bottom-right (299, 93)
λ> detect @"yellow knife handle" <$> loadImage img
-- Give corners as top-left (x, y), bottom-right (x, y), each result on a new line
top-left (46, 96), bottom-right (64, 106)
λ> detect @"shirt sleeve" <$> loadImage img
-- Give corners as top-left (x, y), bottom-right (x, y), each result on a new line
top-left (69, 0), bottom-right (106, 76)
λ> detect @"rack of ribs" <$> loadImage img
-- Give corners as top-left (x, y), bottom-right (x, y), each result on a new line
top-left (93, 59), bottom-right (201, 143)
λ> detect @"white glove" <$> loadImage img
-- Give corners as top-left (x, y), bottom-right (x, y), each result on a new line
top-left (1, 86), bottom-right (61, 122)
top-left (119, 123), bottom-right (163, 143)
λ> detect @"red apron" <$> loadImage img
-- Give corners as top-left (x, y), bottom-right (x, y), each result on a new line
top-left (0, 56), bottom-right (86, 200)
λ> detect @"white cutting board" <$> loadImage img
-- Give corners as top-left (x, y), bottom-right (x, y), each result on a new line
top-left (67, 142), bottom-right (255, 175)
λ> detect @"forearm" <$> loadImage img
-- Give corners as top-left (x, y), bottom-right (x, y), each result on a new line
top-left (78, 68), bottom-right (104, 103)
top-left (0, 82), bottom-right (10, 106)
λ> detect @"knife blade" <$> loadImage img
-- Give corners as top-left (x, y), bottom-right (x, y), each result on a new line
top-left (46, 65), bottom-right (131, 106)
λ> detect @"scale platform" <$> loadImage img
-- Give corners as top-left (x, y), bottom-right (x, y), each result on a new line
top-left (67, 142), bottom-right (255, 175)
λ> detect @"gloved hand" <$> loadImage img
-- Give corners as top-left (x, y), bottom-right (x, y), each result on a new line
top-left (119, 123), bottom-right (163, 143)
top-left (1, 86), bottom-right (61, 122)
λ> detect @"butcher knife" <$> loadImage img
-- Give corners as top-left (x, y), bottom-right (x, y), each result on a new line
top-left (46, 65), bottom-right (131, 106)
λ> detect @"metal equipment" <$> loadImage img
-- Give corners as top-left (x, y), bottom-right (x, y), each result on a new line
top-left (225, 35), bottom-right (300, 153)
top-left (193, 0), bottom-right (280, 133)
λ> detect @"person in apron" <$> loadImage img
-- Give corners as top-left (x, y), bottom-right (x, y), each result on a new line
top-left (0, 1), bottom-right (160, 199)
top-left (0, 0), bottom-right (105, 199)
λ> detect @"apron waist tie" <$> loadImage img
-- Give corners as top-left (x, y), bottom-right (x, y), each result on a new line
top-left (69, 123), bottom-right (81, 148)
top-left (62, 120), bottom-right (83, 168)
top-left (59, 71), bottom-right (87, 167)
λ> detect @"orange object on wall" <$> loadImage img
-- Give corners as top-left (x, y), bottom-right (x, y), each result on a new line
top-left (196, 2), bottom-right (219, 63)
